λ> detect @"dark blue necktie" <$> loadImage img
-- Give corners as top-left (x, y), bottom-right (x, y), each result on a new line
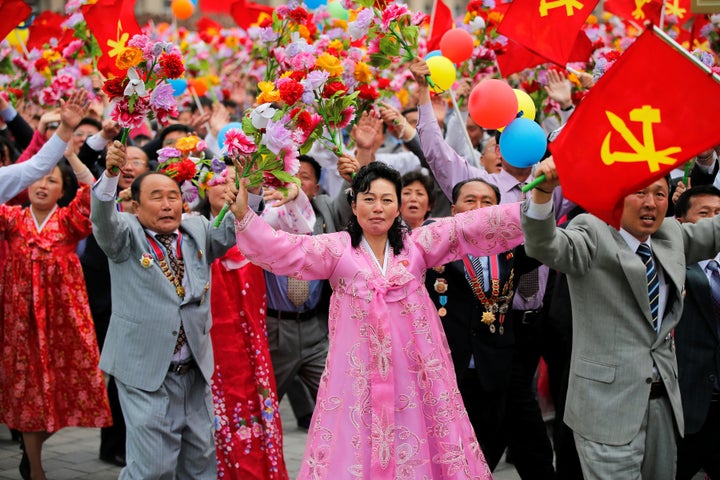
top-left (637, 243), bottom-right (659, 334)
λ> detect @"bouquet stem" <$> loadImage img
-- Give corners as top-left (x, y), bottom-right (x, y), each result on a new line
top-left (213, 164), bottom-right (240, 228)
top-left (111, 128), bottom-right (130, 174)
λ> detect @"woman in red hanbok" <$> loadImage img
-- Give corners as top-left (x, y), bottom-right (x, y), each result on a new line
top-left (0, 150), bottom-right (111, 480)
top-left (202, 170), bottom-right (288, 480)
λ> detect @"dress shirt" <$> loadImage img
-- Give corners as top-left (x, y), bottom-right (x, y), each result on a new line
top-left (0, 105), bottom-right (17, 123)
top-left (0, 134), bottom-right (66, 203)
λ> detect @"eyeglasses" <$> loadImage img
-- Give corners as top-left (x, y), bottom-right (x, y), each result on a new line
top-left (73, 131), bottom-right (95, 138)
top-left (127, 160), bottom-right (147, 168)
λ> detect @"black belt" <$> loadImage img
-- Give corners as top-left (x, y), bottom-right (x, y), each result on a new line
top-left (266, 307), bottom-right (317, 321)
top-left (168, 359), bottom-right (196, 375)
top-left (649, 381), bottom-right (667, 399)
top-left (511, 309), bottom-right (542, 324)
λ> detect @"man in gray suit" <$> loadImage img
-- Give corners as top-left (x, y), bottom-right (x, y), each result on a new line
top-left (521, 158), bottom-right (720, 480)
top-left (90, 142), bottom-right (248, 479)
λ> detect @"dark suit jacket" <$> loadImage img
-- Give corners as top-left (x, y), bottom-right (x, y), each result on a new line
top-left (425, 246), bottom-right (539, 392)
top-left (675, 263), bottom-right (720, 434)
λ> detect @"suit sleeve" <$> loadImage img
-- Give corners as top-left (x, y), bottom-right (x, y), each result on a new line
top-left (90, 187), bottom-right (133, 262)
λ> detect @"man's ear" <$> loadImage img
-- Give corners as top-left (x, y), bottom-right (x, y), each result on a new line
top-left (131, 200), bottom-right (139, 212)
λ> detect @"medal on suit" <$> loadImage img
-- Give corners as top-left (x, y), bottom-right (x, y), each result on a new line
top-left (463, 255), bottom-right (515, 334)
top-left (438, 294), bottom-right (448, 317)
top-left (482, 311), bottom-right (495, 325)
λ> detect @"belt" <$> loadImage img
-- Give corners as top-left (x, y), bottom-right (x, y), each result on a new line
top-left (649, 381), bottom-right (667, 399)
top-left (511, 309), bottom-right (542, 324)
top-left (168, 359), bottom-right (196, 375)
top-left (266, 307), bottom-right (317, 321)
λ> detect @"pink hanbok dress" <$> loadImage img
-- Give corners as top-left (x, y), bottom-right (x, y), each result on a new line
top-left (235, 202), bottom-right (523, 480)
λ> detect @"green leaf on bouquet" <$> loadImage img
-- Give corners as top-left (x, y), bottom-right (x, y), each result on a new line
top-left (369, 53), bottom-right (392, 69)
top-left (241, 114), bottom-right (256, 134)
top-left (400, 25), bottom-right (419, 51)
top-left (271, 169), bottom-right (301, 186)
top-left (379, 35), bottom-right (401, 57)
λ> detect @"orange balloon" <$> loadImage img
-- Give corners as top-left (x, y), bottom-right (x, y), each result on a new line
top-left (171, 0), bottom-right (194, 20)
top-left (189, 78), bottom-right (208, 97)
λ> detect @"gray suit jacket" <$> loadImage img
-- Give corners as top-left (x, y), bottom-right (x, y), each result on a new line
top-left (91, 194), bottom-right (236, 391)
top-left (522, 207), bottom-right (720, 445)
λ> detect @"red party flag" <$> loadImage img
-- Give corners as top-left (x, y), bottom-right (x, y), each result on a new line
top-left (497, 31), bottom-right (592, 75)
top-left (550, 28), bottom-right (720, 227)
top-left (427, 0), bottom-right (454, 52)
top-left (26, 11), bottom-right (65, 50)
top-left (82, 0), bottom-right (141, 78)
top-left (0, 0), bottom-right (31, 44)
top-left (230, 0), bottom-right (274, 30)
top-left (498, 0), bottom-right (599, 66)
top-left (604, 0), bottom-right (663, 25)
top-left (200, 0), bottom-right (229, 13)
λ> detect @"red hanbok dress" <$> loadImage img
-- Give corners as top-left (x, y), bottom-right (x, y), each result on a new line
top-left (211, 246), bottom-right (288, 480)
top-left (0, 184), bottom-right (112, 432)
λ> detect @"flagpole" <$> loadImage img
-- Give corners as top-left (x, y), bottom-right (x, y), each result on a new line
top-left (651, 24), bottom-right (720, 83)
top-left (659, 0), bottom-right (666, 29)
top-left (448, 90), bottom-right (479, 166)
top-left (14, 29), bottom-right (29, 57)
top-left (428, 0), bottom-right (439, 40)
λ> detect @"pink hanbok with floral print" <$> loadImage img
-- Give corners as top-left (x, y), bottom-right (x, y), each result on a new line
top-left (235, 202), bottom-right (523, 480)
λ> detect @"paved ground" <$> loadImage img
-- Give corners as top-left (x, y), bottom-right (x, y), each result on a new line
top-left (0, 399), bottom-right (522, 479)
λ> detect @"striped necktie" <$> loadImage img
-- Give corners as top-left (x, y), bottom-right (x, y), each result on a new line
top-left (637, 243), bottom-right (660, 334)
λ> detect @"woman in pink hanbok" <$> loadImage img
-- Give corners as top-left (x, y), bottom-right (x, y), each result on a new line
top-left (227, 162), bottom-right (523, 479)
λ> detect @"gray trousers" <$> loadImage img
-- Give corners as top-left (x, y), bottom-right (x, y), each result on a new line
top-left (266, 314), bottom-right (328, 403)
top-left (116, 367), bottom-right (216, 480)
top-left (574, 395), bottom-right (677, 480)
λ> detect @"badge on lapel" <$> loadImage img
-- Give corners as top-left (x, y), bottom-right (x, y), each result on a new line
top-left (139, 253), bottom-right (154, 268)
top-left (200, 282), bottom-right (210, 305)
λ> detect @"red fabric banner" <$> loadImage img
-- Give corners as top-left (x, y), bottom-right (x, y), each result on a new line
top-left (551, 29), bottom-right (720, 227)
top-left (81, 0), bottom-right (141, 78)
top-left (0, 0), bottom-right (31, 44)
top-left (427, 0), bottom-right (454, 52)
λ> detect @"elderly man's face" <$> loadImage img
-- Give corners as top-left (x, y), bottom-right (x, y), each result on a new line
top-left (621, 178), bottom-right (669, 242)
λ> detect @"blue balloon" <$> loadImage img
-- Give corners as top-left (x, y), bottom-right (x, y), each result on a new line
top-left (190, 0), bottom-right (198, 4)
top-left (424, 50), bottom-right (442, 60)
top-left (499, 118), bottom-right (548, 168)
top-left (168, 78), bottom-right (187, 96)
top-left (218, 122), bottom-right (244, 151)
top-left (305, 0), bottom-right (327, 9)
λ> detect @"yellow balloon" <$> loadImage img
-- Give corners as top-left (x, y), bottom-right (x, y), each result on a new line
top-left (6, 28), bottom-right (28, 51)
top-left (498, 89), bottom-right (537, 132)
top-left (426, 55), bottom-right (456, 93)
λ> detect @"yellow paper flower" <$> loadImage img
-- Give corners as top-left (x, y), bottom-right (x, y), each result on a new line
top-left (116, 47), bottom-right (143, 70)
top-left (397, 88), bottom-right (409, 108)
top-left (256, 81), bottom-right (280, 104)
top-left (42, 50), bottom-right (61, 63)
top-left (488, 11), bottom-right (503, 24)
top-left (329, 39), bottom-right (344, 52)
top-left (354, 62), bottom-right (372, 83)
top-left (175, 135), bottom-right (201, 154)
top-left (316, 53), bottom-right (344, 77)
top-left (297, 25), bottom-right (311, 42)
top-left (225, 36), bottom-right (239, 48)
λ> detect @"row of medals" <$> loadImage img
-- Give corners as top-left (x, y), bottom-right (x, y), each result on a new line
top-left (433, 273), bottom-right (510, 335)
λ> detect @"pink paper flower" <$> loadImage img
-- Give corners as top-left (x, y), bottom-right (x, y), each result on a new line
top-left (224, 129), bottom-right (257, 156)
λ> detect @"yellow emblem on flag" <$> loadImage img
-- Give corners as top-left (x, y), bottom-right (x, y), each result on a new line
top-left (632, 0), bottom-right (653, 19)
top-left (539, 0), bottom-right (585, 16)
top-left (601, 106), bottom-right (682, 173)
top-left (107, 21), bottom-right (129, 59)
top-left (664, 0), bottom-right (687, 19)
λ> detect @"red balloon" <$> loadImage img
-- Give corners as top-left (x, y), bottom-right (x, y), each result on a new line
top-left (468, 79), bottom-right (518, 129)
top-left (439, 29), bottom-right (475, 64)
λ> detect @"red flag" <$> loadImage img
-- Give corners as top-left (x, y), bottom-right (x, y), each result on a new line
top-left (427, 0), bottom-right (454, 52)
top-left (498, 0), bottom-right (599, 66)
top-left (550, 29), bottom-right (720, 227)
top-left (200, 0), bottom-right (229, 13)
top-left (0, 0), bottom-right (31, 44)
top-left (230, 0), bottom-right (274, 30)
top-left (497, 32), bottom-right (592, 76)
top-left (26, 11), bottom-right (65, 50)
top-left (604, 0), bottom-right (663, 25)
top-left (82, 0), bottom-right (141, 78)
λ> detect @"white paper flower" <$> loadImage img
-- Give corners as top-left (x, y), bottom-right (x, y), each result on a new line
top-left (250, 103), bottom-right (277, 129)
top-left (124, 67), bottom-right (147, 97)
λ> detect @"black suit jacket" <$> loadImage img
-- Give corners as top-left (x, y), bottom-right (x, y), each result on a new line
top-left (675, 263), bottom-right (720, 434)
top-left (426, 247), bottom-right (539, 392)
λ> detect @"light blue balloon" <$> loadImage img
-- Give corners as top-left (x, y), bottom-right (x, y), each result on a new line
top-left (218, 122), bottom-right (244, 151)
top-left (305, 0), bottom-right (327, 9)
top-left (499, 118), bottom-right (548, 168)
top-left (168, 78), bottom-right (187, 96)
top-left (424, 50), bottom-right (442, 60)
top-left (190, 0), bottom-right (198, 4)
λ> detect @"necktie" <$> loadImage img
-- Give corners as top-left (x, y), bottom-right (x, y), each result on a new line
top-left (287, 277), bottom-right (310, 308)
top-left (518, 182), bottom-right (527, 202)
top-left (156, 234), bottom-right (187, 353)
top-left (637, 243), bottom-right (660, 334)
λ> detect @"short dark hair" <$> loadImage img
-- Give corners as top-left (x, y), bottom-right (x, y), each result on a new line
top-left (131, 171), bottom-right (181, 202)
top-left (76, 117), bottom-right (102, 132)
top-left (346, 162), bottom-right (406, 254)
top-left (159, 124), bottom-right (191, 145)
top-left (451, 178), bottom-right (500, 205)
top-left (675, 184), bottom-right (720, 218)
top-left (401, 170), bottom-right (436, 214)
top-left (299, 155), bottom-right (321, 184)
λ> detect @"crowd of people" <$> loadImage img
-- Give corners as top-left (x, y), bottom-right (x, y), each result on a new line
top-left (2, 4), bottom-right (720, 480)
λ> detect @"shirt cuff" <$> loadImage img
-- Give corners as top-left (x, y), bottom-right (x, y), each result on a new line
top-left (526, 198), bottom-right (554, 220)
top-left (86, 132), bottom-right (110, 151)
top-left (0, 105), bottom-right (17, 123)
top-left (93, 171), bottom-right (119, 201)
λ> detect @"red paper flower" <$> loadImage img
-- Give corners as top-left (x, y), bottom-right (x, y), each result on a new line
top-left (34, 58), bottom-right (49, 71)
top-left (288, 7), bottom-right (309, 23)
top-left (164, 158), bottom-right (197, 184)
top-left (102, 76), bottom-right (129, 100)
top-left (323, 81), bottom-right (349, 98)
top-left (159, 52), bottom-right (185, 79)
top-left (278, 79), bottom-right (304, 105)
top-left (358, 84), bottom-right (379, 101)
